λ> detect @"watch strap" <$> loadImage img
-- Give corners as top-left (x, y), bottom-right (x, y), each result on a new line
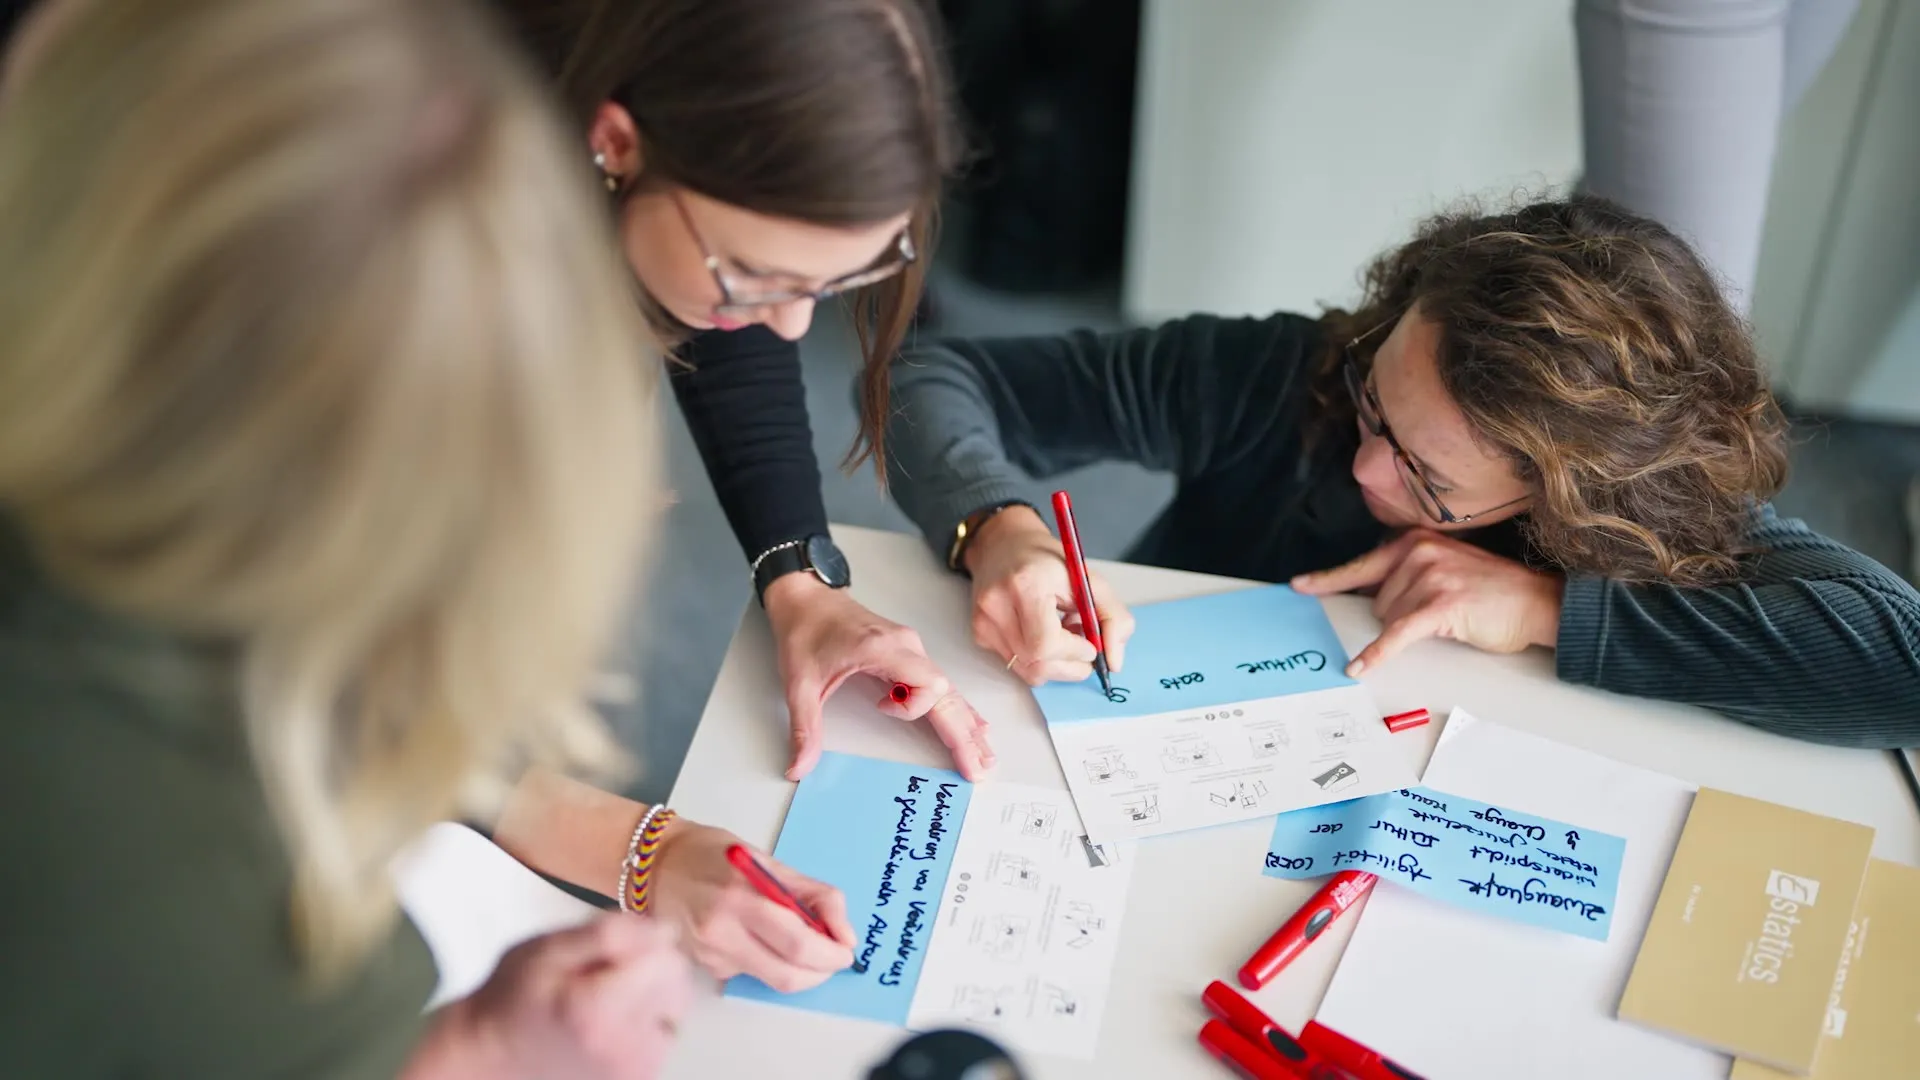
top-left (752, 539), bottom-right (811, 606)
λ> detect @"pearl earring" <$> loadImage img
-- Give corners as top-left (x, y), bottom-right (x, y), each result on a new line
top-left (593, 151), bottom-right (619, 193)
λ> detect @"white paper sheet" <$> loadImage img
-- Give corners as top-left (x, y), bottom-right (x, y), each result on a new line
top-left (905, 782), bottom-right (1136, 1060)
top-left (391, 822), bottom-right (598, 1008)
top-left (1049, 682), bottom-right (1418, 842)
top-left (1312, 710), bottom-right (1723, 1080)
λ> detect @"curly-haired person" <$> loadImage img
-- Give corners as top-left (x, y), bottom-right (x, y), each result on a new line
top-left (882, 195), bottom-right (1920, 747)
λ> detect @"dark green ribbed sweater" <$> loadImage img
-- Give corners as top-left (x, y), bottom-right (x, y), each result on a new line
top-left (881, 312), bottom-right (1920, 748)
top-left (0, 524), bottom-right (435, 1077)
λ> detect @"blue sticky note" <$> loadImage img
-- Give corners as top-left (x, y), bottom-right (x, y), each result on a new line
top-left (1263, 786), bottom-right (1626, 941)
top-left (727, 752), bottom-right (973, 1022)
top-left (1031, 585), bottom-right (1356, 724)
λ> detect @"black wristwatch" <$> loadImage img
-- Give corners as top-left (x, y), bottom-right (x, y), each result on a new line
top-left (751, 533), bottom-right (852, 606)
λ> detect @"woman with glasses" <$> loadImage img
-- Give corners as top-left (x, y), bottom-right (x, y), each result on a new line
top-left (491, 0), bottom-right (995, 788)
top-left (881, 196), bottom-right (1920, 746)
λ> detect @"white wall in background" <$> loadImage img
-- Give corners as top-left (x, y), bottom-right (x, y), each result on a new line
top-left (1124, 0), bottom-right (1582, 322)
top-left (1127, 0), bottom-right (1920, 422)
top-left (1756, 0), bottom-right (1920, 420)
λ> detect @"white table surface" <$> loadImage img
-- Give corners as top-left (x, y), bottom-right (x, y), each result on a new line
top-left (659, 525), bottom-right (1920, 1080)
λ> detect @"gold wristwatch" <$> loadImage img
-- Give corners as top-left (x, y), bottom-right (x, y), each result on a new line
top-left (947, 500), bottom-right (1033, 572)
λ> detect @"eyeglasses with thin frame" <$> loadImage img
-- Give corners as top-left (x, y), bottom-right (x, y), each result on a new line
top-left (1343, 318), bottom-right (1531, 525)
top-left (670, 189), bottom-right (916, 317)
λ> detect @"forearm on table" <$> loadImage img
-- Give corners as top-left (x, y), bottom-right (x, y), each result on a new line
top-left (493, 767), bottom-right (649, 899)
top-left (1554, 572), bottom-right (1920, 747)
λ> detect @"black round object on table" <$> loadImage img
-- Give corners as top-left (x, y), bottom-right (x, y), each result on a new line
top-left (867, 1029), bottom-right (1024, 1080)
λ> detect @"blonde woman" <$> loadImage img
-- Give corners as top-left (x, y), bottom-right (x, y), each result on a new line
top-left (0, 1), bottom-right (852, 1077)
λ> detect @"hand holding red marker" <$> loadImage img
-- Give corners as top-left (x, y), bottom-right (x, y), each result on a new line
top-left (723, 843), bottom-right (834, 939)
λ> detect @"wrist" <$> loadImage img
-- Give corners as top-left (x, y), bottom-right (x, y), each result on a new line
top-left (1531, 574), bottom-right (1565, 649)
top-left (621, 805), bottom-right (679, 915)
top-left (401, 996), bottom-right (510, 1080)
top-left (963, 505), bottom-right (1051, 576)
top-left (762, 569), bottom-right (837, 623)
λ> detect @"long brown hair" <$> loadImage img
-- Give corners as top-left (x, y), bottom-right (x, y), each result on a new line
top-left (1316, 195), bottom-right (1789, 584)
top-left (490, 0), bottom-right (964, 472)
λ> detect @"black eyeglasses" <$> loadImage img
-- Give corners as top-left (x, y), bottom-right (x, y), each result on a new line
top-left (1343, 324), bottom-right (1530, 525)
top-left (670, 189), bottom-right (916, 318)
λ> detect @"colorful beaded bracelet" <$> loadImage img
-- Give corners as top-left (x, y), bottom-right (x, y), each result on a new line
top-left (619, 805), bottom-right (678, 914)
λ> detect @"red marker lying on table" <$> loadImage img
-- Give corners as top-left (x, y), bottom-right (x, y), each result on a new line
top-left (1202, 980), bottom-right (1428, 1080)
top-left (1240, 870), bottom-right (1377, 990)
top-left (1051, 489), bottom-right (1112, 698)
top-left (723, 843), bottom-right (833, 938)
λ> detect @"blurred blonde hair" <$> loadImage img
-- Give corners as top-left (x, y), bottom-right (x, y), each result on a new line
top-left (0, 0), bottom-right (658, 975)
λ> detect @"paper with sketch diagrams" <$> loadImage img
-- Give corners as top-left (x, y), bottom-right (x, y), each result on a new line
top-left (726, 752), bottom-right (1134, 1060)
top-left (1031, 585), bottom-right (1417, 842)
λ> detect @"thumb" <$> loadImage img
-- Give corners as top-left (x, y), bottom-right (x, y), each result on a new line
top-left (785, 681), bottom-right (826, 781)
top-left (1089, 572), bottom-right (1135, 673)
top-left (1293, 533), bottom-right (1414, 596)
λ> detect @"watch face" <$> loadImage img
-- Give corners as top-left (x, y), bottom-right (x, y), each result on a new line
top-left (805, 534), bottom-right (851, 588)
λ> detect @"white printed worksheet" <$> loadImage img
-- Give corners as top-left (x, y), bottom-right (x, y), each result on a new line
top-left (1032, 586), bottom-right (1418, 842)
top-left (907, 780), bottom-right (1133, 1058)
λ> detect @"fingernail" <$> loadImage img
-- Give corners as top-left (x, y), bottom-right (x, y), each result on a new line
top-left (1291, 574), bottom-right (1311, 585)
top-left (1347, 659), bottom-right (1365, 676)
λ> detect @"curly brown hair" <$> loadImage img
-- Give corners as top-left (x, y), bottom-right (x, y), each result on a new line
top-left (1315, 195), bottom-right (1790, 585)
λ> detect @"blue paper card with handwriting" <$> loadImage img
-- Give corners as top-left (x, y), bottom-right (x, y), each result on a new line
top-left (1030, 585), bottom-right (1356, 724)
top-left (1263, 785), bottom-right (1627, 941)
top-left (727, 752), bottom-right (972, 1022)
top-left (725, 753), bottom-right (1138, 1058)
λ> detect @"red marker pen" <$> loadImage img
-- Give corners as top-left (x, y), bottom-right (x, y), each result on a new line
top-left (1382, 708), bottom-right (1430, 733)
top-left (889, 681), bottom-right (913, 704)
top-left (723, 844), bottom-right (834, 939)
top-left (1238, 870), bottom-right (1377, 990)
top-left (1199, 1019), bottom-right (1302, 1080)
top-left (1301, 1020), bottom-right (1429, 1080)
top-left (1051, 490), bottom-right (1112, 699)
top-left (1202, 981), bottom-right (1315, 1072)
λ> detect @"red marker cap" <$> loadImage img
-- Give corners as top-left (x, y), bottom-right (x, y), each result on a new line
top-left (889, 682), bottom-right (912, 704)
top-left (1382, 708), bottom-right (1430, 733)
top-left (1202, 981), bottom-right (1314, 1070)
top-left (1199, 1019), bottom-right (1301, 1080)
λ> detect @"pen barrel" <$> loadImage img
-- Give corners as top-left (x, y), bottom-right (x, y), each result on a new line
top-left (1050, 491), bottom-right (1105, 654)
top-left (1238, 871), bottom-right (1376, 989)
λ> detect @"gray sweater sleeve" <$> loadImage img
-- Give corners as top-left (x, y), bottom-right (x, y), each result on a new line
top-left (1556, 505), bottom-right (1920, 747)
top-left (881, 314), bottom-right (1314, 559)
